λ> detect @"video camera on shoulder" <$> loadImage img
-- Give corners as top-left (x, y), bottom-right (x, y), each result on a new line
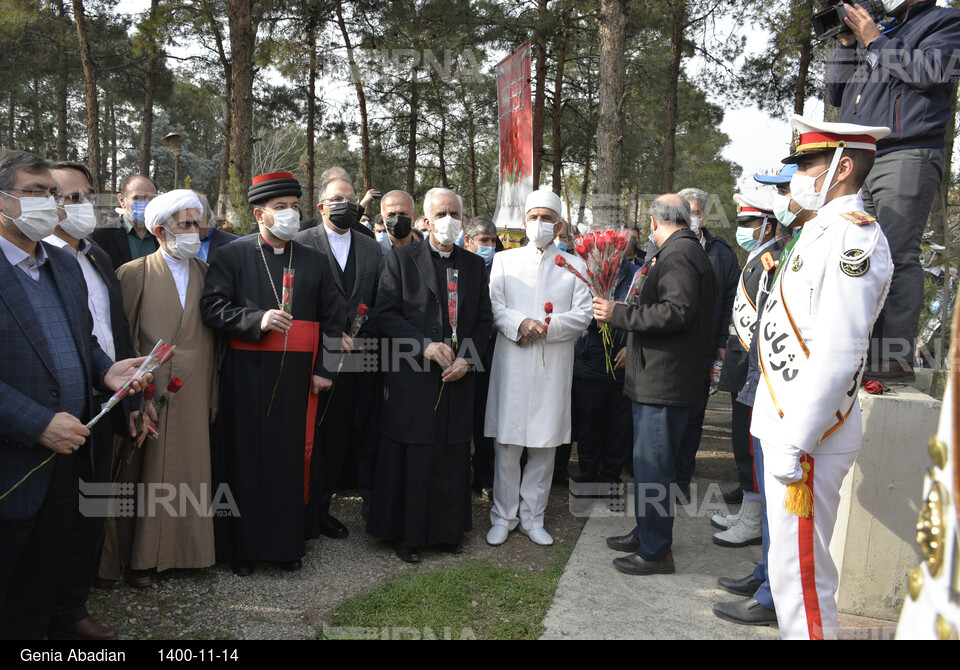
top-left (813, 0), bottom-right (884, 39)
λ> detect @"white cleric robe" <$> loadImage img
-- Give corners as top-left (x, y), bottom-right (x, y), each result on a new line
top-left (484, 243), bottom-right (593, 449)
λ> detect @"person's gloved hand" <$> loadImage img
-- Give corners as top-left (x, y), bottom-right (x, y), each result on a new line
top-left (765, 444), bottom-right (805, 485)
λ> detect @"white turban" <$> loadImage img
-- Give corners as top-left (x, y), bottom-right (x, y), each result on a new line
top-left (145, 189), bottom-right (203, 230)
top-left (524, 185), bottom-right (562, 218)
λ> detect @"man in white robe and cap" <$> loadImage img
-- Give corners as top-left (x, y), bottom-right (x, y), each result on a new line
top-left (484, 186), bottom-right (593, 546)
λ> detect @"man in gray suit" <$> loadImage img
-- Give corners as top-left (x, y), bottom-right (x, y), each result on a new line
top-left (296, 176), bottom-right (383, 540)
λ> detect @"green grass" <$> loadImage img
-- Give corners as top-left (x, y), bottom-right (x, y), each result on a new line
top-left (319, 549), bottom-right (572, 640)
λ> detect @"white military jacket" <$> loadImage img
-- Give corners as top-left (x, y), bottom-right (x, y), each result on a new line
top-left (751, 192), bottom-right (893, 456)
top-left (484, 243), bottom-right (593, 449)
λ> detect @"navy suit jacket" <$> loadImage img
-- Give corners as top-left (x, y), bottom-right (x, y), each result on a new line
top-left (0, 241), bottom-right (114, 520)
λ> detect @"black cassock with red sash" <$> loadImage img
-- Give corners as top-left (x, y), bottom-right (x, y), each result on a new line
top-left (201, 234), bottom-right (341, 562)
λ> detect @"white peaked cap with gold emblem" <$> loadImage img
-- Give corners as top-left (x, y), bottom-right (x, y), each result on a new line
top-left (524, 185), bottom-right (563, 218)
top-left (733, 191), bottom-right (775, 225)
top-left (782, 114), bottom-right (890, 164)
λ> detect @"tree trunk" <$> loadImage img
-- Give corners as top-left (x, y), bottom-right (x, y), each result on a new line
top-left (8, 94), bottom-right (14, 148)
top-left (578, 140), bottom-right (592, 226)
top-left (199, 0), bottom-right (232, 195)
top-left (334, 0), bottom-right (371, 190)
top-left (31, 76), bottom-right (41, 156)
top-left (460, 88), bottom-right (478, 216)
top-left (596, 0), bottom-right (627, 224)
top-left (110, 96), bottom-right (118, 191)
top-left (437, 106), bottom-right (448, 188)
top-left (406, 67), bottom-right (418, 195)
top-left (227, 0), bottom-right (255, 199)
top-left (306, 16), bottom-right (318, 209)
top-left (532, 0), bottom-right (548, 188)
top-left (551, 8), bottom-right (571, 195)
top-left (72, 0), bottom-right (102, 191)
top-left (56, 0), bottom-right (68, 161)
top-left (140, 0), bottom-right (160, 176)
top-left (794, 2), bottom-right (813, 116)
top-left (660, 0), bottom-right (685, 194)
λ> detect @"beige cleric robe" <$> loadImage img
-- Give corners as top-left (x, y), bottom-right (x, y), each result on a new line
top-left (109, 250), bottom-right (218, 573)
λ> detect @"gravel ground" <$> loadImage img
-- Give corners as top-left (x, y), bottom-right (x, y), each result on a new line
top-left (86, 394), bottom-right (737, 640)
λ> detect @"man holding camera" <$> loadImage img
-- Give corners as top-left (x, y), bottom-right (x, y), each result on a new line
top-left (828, 0), bottom-right (960, 382)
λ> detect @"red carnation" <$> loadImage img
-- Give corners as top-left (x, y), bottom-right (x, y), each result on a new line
top-left (863, 380), bottom-right (884, 395)
top-left (143, 384), bottom-right (156, 400)
top-left (545, 316), bottom-right (551, 325)
top-left (357, 303), bottom-right (369, 316)
top-left (283, 274), bottom-right (294, 288)
top-left (448, 281), bottom-right (458, 292)
top-left (615, 237), bottom-right (627, 251)
top-left (544, 302), bottom-right (554, 314)
top-left (641, 265), bottom-right (649, 277)
top-left (167, 377), bottom-right (184, 394)
top-left (555, 254), bottom-right (567, 267)
top-left (146, 422), bottom-right (158, 437)
top-left (595, 237), bottom-right (606, 252)
top-left (574, 244), bottom-right (586, 256)
top-left (158, 345), bottom-right (176, 365)
top-left (583, 236), bottom-right (594, 253)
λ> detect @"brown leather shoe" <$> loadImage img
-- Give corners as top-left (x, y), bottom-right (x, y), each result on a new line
top-left (48, 616), bottom-right (119, 641)
top-left (124, 567), bottom-right (154, 589)
top-left (863, 360), bottom-right (915, 384)
top-left (612, 552), bottom-right (676, 576)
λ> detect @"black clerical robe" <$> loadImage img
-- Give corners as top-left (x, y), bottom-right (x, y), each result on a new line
top-left (366, 242), bottom-right (492, 547)
top-left (200, 234), bottom-right (341, 562)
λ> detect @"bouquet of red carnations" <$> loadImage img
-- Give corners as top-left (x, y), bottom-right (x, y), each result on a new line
top-left (555, 230), bottom-right (631, 375)
top-left (625, 265), bottom-right (650, 306)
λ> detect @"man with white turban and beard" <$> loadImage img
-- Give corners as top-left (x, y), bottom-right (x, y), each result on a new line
top-left (114, 189), bottom-right (218, 587)
top-left (484, 186), bottom-right (593, 547)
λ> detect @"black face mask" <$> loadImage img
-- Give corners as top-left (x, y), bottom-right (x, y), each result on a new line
top-left (385, 215), bottom-right (412, 239)
top-left (326, 201), bottom-right (360, 231)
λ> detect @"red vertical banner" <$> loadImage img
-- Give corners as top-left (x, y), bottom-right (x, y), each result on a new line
top-left (492, 43), bottom-right (533, 231)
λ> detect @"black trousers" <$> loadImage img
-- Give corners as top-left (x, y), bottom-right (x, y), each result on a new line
top-left (573, 378), bottom-right (632, 483)
top-left (0, 451), bottom-right (78, 639)
top-left (730, 397), bottom-right (757, 493)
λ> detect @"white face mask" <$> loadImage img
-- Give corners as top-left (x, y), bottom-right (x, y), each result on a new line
top-left (268, 208), bottom-right (300, 241)
top-left (772, 193), bottom-right (798, 227)
top-left (60, 202), bottom-right (97, 239)
top-left (164, 227), bottom-right (201, 260)
top-left (525, 219), bottom-right (555, 249)
top-left (432, 215), bottom-right (462, 246)
top-left (789, 166), bottom-right (832, 212)
top-left (0, 194), bottom-right (60, 242)
top-left (689, 217), bottom-right (703, 234)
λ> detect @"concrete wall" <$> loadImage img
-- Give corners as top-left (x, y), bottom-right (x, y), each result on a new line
top-left (831, 386), bottom-right (942, 621)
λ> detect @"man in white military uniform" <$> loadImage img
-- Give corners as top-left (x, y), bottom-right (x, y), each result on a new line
top-left (896, 292), bottom-right (960, 639)
top-left (751, 116), bottom-right (894, 640)
top-left (484, 186), bottom-right (593, 547)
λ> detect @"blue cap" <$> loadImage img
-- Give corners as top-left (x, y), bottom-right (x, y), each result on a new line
top-left (753, 163), bottom-right (797, 185)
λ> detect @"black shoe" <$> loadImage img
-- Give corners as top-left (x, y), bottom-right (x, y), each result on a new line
top-left (713, 598), bottom-right (778, 626)
top-left (437, 543), bottom-right (463, 554)
top-left (395, 544), bottom-right (421, 563)
top-left (318, 514), bottom-right (349, 540)
top-left (717, 574), bottom-right (762, 597)
top-left (606, 533), bottom-right (643, 553)
top-left (722, 487), bottom-right (743, 504)
top-left (232, 560), bottom-right (255, 577)
top-left (275, 559), bottom-right (302, 572)
top-left (612, 552), bottom-right (675, 576)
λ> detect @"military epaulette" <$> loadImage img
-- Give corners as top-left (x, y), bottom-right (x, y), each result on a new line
top-left (840, 211), bottom-right (876, 226)
top-left (761, 252), bottom-right (776, 271)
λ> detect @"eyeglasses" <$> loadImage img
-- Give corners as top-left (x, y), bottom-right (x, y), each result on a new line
top-left (324, 195), bottom-right (360, 205)
top-left (166, 220), bottom-right (201, 231)
top-left (1, 188), bottom-right (65, 205)
top-left (59, 193), bottom-right (91, 205)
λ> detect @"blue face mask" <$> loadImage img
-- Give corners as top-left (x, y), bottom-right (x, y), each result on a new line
top-left (556, 241), bottom-right (568, 253)
top-left (375, 231), bottom-right (387, 243)
top-left (736, 226), bottom-right (760, 252)
top-left (129, 200), bottom-right (149, 225)
top-left (475, 244), bottom-right (495, 264)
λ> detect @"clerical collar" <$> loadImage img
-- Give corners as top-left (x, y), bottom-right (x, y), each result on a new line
top-left (260, 233), bottom-right (286, 254)
top-left (429, 239), bottom-right (453, 259)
